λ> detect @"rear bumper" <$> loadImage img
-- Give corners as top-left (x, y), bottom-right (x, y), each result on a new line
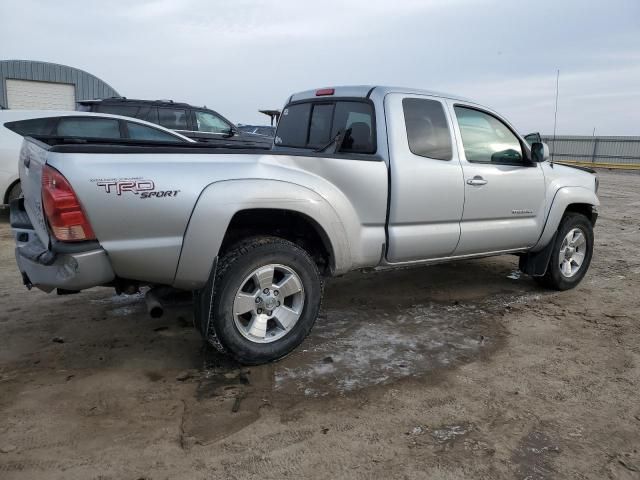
top-left (11, 199), bottom-right (115, 293)
top-left (15, 245), bottom-right (115, 293)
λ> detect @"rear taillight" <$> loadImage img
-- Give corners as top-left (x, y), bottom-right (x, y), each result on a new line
top-left (315, 88), bottom-right (335, 96)
top-left (42, 165), bottom-right (95, 242)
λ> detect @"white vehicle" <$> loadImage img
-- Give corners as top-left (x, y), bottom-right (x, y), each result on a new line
top-left (0, 110), bottom-right (192, 205)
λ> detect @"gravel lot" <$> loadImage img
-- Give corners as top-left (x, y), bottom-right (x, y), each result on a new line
top-left (0, 170), bottom-right (639, 479)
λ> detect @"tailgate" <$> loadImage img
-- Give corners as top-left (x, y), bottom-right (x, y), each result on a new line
top-left (19, 138), bottom-right (51, 247)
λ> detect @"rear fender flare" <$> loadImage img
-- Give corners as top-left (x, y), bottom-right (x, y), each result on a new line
top-left (3, 176), bottom-right (20, 204)
top-left (172, 179), bottom-right (350, 290)
top-left (532, 186), bottom-right (599, 252)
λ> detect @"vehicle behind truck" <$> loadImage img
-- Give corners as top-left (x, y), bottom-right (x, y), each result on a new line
top-left (11, 85), bottom-right (599, 364)
top-left (79, 98), bottom-right (272, 148)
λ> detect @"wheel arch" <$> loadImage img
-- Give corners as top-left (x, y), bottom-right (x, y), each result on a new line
top-left (3, 178), bottom-right (20, 205)
top-left (564, 202), bottom-right (598, 225)
top-left (220, 208), bottom-right (336, 275)
top-left (532, 186), bottom-right (599, 252)
top-left (172, 179), bottom-right (351, 290)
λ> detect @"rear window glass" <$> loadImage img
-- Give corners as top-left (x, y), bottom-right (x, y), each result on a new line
top-left (308, 104), bottom-right (334, 147)
top-left (332, 102), bottom-right (374, 153)
top-left (402, 98), bottom-right (452, 160)
top-left (4, 117), bottom-right (56, 136)
top-left (275, 100), bottom-right (375, 154)
top-left (56, 117), bottom-right (121, 138)
top-left (276, 103), bottom-right (311, 147)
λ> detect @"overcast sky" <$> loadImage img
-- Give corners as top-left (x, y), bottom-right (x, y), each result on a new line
top-left (1, 0), bottom-right (639, 134)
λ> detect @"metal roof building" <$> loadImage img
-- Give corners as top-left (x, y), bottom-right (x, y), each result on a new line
top-left (0, 60), bottom-right (119, 110)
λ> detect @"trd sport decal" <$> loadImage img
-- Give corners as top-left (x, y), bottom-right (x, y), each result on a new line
top-left (92, 177), bottom-right (180, 199)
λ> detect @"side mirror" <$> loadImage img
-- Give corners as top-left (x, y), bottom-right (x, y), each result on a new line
top-left (223, 127), bottom-right (237, 138)
top-left (491, 148), bottom-right (522, 163)
top-left (524, 132), bottom-right (542, 146)
top-left (531, 142), bottom-right (550, 163)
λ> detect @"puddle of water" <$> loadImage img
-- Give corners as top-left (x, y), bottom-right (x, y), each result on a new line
top-left (432, 423), bottom-right (472, 443)
top-left (272, 301), bottom-right (497, 397)
top-left (507, 270), bottom-right (521, 280)
top-left (90, 292), bottom-right (145, 305)
top-left (89, 292), bottom-right (146, 317)
top-left (84, 266), bottom-right (539, 398)
top-left (512, 430), bottom-right (560, 480)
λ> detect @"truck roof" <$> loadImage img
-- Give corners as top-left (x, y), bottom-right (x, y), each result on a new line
top-left (288, 85), bottom-right (474, 103)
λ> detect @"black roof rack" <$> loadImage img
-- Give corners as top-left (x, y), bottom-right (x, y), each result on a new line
top-left (85, 97), bottom-right (203, 109)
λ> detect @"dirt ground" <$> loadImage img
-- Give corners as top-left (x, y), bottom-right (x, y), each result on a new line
top-left (0, 169), bottom-right (639, 479)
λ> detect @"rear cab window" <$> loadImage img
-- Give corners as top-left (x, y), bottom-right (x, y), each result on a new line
top-left (275, 99), bottom-right (376, 154)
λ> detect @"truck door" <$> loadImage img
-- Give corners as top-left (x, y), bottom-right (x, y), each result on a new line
top-left (448, 102), bottom-right (546, 255)
top-left (385, 93), bottom-right (465, 262)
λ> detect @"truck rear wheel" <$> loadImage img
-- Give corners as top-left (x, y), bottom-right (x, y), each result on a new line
top-left (535, 212), bottom-right (594, 290)
top-left (201, 236), bottom-right (323, 365)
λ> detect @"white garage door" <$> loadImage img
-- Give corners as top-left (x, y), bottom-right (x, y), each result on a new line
top-left (6, 79), bottom-right (76, 110)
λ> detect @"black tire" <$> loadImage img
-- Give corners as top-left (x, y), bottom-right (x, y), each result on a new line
top-left (535, 212), bottom-right (594, 290)
top-left (203, 236), bottom-right (323, 365)
top-left (6, 182), bottom-right (22, 203)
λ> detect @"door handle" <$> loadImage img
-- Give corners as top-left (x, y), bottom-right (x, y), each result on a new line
top-left (466, 176), bottom-right (487, 186)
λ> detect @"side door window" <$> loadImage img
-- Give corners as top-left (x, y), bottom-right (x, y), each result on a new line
top-left (158, 108), bottom-right (188, 130)
top-left (194, 111), bottom-right (231, 134)
top-left (454, 106), bottom-right (523, 164)
top-left (55, 117), bottom-right (122, 138)
top-left (402, 98), bottom-right (452, 160)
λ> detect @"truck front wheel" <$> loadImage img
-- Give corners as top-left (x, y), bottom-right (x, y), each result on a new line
top-left (202, 236), bottom-right (323, 365)
top-left (535, 212), bottom-right (594, 290)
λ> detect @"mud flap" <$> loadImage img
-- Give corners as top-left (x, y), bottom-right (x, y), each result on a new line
top-left (193, 257), bottom-right (217, 336)
top-left (192, 257), bottom-right (227, 353)
top-left (519, 232), bottom-right (558, 277)
top-left (192, 286), bottom-right (209, 336)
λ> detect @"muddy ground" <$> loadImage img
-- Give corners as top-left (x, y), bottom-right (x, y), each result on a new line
top-left (0, 170), bottom-right (639, 479)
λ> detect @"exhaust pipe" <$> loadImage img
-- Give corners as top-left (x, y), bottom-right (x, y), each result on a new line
top-left (145, 288), bottom-right (164, 318)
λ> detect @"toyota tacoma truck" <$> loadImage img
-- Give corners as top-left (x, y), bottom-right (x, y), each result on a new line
top-left (10, 86), bottom-right (600, 365)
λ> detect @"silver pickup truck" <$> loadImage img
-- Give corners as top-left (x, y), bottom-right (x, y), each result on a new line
top-left (11, 85), bottom-right (599, 364)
